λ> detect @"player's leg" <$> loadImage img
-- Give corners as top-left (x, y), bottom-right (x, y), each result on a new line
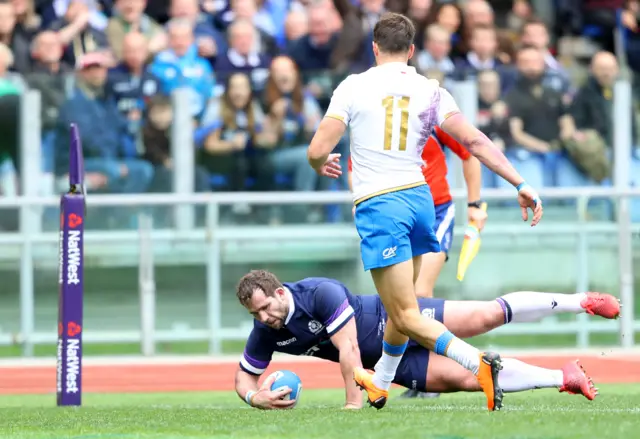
top-left (353, 187), bottom-right (502, 411)
top-left (401, 202), bottom-right (453, 399)
top-left (422, 353), bottom-right (597, 400)
top-left (406, 186), bottom-right (504, 411)
top-left (351, 192), bottom-right (415, 409)
top-left (413, 201), bottom-right (455, 299)
top-left (439, 291), bottom-right (621, 339)
top-left (400, 253), bottom-right (445, 399)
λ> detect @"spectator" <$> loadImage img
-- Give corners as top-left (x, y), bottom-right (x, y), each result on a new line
top-left (149, 17), bottom-right (214, 120)
top-left (502, 45), bottom-right (577, 189)
top-left (287, 4), bottom-right (340, 108)
top-left (262, 55), bottom-right (321, 209)
top-left (582, 0), bottom-right (625, 53)
top-left (106, 0), bottom-right (167, 60)
top-left (287, 4), bottom-right (338, 72)
top-left (214, 19), bottom-right (271, 92)
top-left (427, 2), bottom-right (462, 35)
top-left (454, 24), bottom-right (514, 89)
top-left (169, 0), bottom-right (227, 66)
top-left (26, 31), bottom-right (71, 182)
top-left (55, 52), bottom-right (154, 199)
top-left (520, 19), bottom-right (573, 97)
top-left (283, 9), bottom-right (307, 49)
top-left (51, 0), bottom-right (109, 31)
top-left (50, 0), bottom-right (110, 68)
top-left (330, 0), bottom-right (384, 73)
top-left (463, 0), bottom-right (494, 28)
top-left (571, 51), bottom-right (633, 149)
top-left (560, 51), bottom-right (636, 186)
top-left (0, 41), bottom-right (25, 92)
top-left (197, 72), bottom-right (277, 192)
top-left (415, 24), bottom-right (455, 88)
top-left (406, 0), bottom-right (433, 49)
top-left (0, 1), bottom-right (31, 72)
top-left (477, 70), bottom-right (510, 152)
top-left (142, 94), bottom-right (210, 198)
top-left (106, 31), bottom-right (160, 138)
top-left (216, 0), bottom-right (277, 39)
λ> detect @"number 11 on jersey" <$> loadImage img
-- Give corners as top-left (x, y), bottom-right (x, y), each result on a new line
top-left (382, 95), bottom-right (410, 151)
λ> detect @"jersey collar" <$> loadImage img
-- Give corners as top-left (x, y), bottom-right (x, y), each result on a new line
top-left (377, 61), bottom-right (416, 74)
top-left (284, 287), bottom-right (295, 325)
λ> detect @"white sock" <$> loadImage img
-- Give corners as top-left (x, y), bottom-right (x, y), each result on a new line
top-left (497, 292), bottom-right (587, 323)
top-left (443, 338), bottom-right (481, 375)
top-left (372, 352), bottom-right (404, 390)
top-left (497, 358), bottom-right (564, 392)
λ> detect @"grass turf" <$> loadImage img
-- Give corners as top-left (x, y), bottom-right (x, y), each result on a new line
top-left (2, 385), bottom-right (639, 439)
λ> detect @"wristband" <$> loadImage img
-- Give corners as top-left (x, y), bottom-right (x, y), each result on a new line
top-left (516, 182), bottom-right (528, 192)
top-left (467, 200), bottom-right (484, 209)
top-left (245, 390), bottom-right (256, 406)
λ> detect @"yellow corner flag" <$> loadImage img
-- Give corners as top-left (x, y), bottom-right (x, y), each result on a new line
top-left (456, 202), bottom-right (488, 282)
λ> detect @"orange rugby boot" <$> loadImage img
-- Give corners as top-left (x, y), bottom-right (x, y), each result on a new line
top-left (476, 352), bottom-right (504, 411)
top-left (353, 367), bottom-right (388, 410)
top-left (580, 292), bottom-right (621, 319)
top-left (559, 359), bottom-right (598, 400)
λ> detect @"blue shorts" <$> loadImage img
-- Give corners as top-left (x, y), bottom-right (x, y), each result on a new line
top-left (392, 297), bottom-right (445, 392)
top-left (354, 185), bottom-right (441, 271)
top-left (434, 201), bottom-right (456, 257)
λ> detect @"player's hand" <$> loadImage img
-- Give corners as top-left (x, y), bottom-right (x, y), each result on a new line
top-left (250, 374), bottom-right (296, 410)
top-left (467, 206), bottom-right (487, 231)
top-left (315, 153), bottom-right (342, 178)
top-left (517, 183), bottom-right (543, 227)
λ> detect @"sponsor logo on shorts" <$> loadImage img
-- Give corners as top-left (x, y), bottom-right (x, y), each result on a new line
top-left (382, 246), bottom-right (397, 259)
top-left (421, 308), bottom-right (435, 319)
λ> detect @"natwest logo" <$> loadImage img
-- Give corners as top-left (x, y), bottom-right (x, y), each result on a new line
top-left (66, 230), bottom-right (81, 285)
top-left (67, 321), bottom-right (82, 337)
top-left (68, 213), bottom-right (83, 229)
top-left (65, 339), bottom-right (80, 394)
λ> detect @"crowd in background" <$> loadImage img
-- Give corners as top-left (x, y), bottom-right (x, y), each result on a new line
top-left (0, 0), bottom-right (638, 229)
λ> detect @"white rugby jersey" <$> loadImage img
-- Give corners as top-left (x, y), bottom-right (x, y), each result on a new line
top-left (325, 62), bottom-right (461, 204)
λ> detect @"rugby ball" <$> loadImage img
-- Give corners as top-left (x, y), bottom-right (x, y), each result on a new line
top-left (268, 370), bottom-right (302, 406)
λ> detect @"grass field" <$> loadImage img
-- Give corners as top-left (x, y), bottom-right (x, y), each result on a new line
top-left (2, 385), bottom-right (639, 439)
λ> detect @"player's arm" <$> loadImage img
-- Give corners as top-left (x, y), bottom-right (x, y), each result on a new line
top-left (437, 88), bottom-right (542, 225)
top-left (235, 331), bottom-right (295, 410)
top-left (439, 129), bottom-right (487, 229)
top-left (313, 282), bottom-right (363, 409)
top-left (329, 318), bottom-right (362, 409)
top-left (439, 129), bottom-right (483, 204)
top-left (307, 77), bottom-right (352, 177)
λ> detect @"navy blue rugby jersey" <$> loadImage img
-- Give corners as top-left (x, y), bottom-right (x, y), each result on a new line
top-left (239, 277), bottom-right (385, 375)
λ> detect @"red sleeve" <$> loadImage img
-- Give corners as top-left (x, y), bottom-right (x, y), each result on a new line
top-left (434, 126), bottom-right (471, 160)
top-left (348, 156), bottom-right (352, 172)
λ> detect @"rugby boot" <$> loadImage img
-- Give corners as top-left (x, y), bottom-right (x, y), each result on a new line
top-left (559, 359), bottom-right (598, 401)
top-left (353, 367), bottom-right (388, 409)
top-left (476, 352), bottom-right (504, 411)
top-left (580, 292), bottom-right (621, 319)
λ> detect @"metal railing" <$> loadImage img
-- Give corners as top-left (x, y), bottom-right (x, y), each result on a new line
top-left (1, 187), bottom-right (638, 355)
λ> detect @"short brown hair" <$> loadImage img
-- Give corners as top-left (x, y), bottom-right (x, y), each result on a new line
top-left (373, 12), bottom-right (416, 54)
top-left (236, 270), bottom-right (283, 305)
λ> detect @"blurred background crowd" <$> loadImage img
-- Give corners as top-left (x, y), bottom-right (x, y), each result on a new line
top-left (0, 0), bottom-right (638, 230)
